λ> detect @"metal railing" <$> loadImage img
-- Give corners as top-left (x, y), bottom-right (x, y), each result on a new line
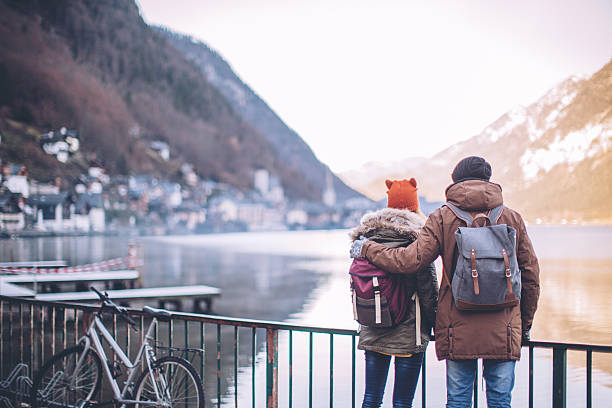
top-left (1, 295), bottom-right (611, 408)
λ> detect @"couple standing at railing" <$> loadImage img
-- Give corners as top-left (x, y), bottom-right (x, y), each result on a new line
top-left (349, 156), bottom-right (541, 408)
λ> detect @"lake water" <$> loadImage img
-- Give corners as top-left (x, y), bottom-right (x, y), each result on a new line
top-left (1, 226), bottom-right (611, 407)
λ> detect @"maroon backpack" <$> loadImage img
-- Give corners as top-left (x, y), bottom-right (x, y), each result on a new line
top-left (349, 258), bottom-right (409, 327)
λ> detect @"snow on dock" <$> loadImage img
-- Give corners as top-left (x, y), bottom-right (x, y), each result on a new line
top-left (35, 285), bottom-right (221, 312)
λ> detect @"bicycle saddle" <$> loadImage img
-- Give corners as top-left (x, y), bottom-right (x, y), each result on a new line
top-left (142, 306), bottom-right (172, 320)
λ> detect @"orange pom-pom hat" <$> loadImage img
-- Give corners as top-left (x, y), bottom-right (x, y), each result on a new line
top-left (385, 178), bottom-right (419, 212)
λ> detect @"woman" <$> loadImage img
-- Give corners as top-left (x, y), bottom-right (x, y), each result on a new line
top-left (350, 178), bottom-right (438, 408)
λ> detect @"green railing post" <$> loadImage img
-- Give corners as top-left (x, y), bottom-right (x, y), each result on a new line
top-left (266, 328), bottom-right (279, 408)
top-left (529, 345), bottom-right (534, 408)
top-left (552, 347), bottom-right (567, 408)
top-left (473, 360), bottom-right (478, 408)
top-left (586, 350), bottom-right (592, 408)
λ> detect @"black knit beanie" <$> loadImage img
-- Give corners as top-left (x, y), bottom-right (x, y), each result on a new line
top-left (451, 156), bottom-right (492, 183)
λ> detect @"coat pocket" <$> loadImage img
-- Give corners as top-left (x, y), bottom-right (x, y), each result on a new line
top-left (355, 295), bottom-right (393, 327)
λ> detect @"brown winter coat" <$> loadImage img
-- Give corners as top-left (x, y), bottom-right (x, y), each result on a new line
top-left (361, 180), bottom-right (540, 361)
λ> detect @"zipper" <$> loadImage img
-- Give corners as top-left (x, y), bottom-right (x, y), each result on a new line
top-left (506, 323), bottom-right (512, 357)
top-left (449, 325), bottom-right (454, 359)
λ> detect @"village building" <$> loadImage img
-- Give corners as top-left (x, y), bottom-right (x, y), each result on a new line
top-left (322, 170), bottom-right (336, 207)
top-left (286, 208), bottom-right (308, 228)
top-left (180, 163), bottom-right (199, 187)
top-left (208, 195), bottom-right (239, 222)
top-left (29, 181), bottom-right (60, 195)
top-left (3, 164), bottom-right (30, 198)
top-left (27, 193), bottom-right (71, 232)
top-left (150, 141), bottom-right (170, 161)
top-left (73, 193), bottom-right (106, 232)
top-left (39, 127), bottom-right (79, 163)
top-left (0, 192), bottom-right (25, 232)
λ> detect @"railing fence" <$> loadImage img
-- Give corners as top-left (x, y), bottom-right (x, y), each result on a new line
top-left (1, 295), bottom-right (611, 408)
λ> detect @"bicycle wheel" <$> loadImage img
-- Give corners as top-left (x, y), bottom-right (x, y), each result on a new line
top-left (134, 356), bottom-right (204, 408)
top-left (31, 344), bottom-right (102, 408)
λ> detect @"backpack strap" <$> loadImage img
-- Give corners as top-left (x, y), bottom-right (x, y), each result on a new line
top-left (488, 205), bottom-right (504, 225)
top-left (373, 277), bottom-right (382, 324)
top-left (350, 276), bottom-right (358, 321)
top-left (446, 202), bottom-right (505, 226)
top-left (411, 292), bottom-right (422, 346)
top-left (445, 202), bottom-right (473, 226)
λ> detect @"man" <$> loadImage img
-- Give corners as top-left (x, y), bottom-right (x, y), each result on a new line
top-left (350, 156), bottom-right (540, 408)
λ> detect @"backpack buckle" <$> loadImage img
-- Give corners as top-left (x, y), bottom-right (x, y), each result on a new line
top-left (470, 249), bottom-right (478, 278)
top-left (470, 248), bottom-right (480, 295)
top-left (502, 249), bottom-right (511, 277)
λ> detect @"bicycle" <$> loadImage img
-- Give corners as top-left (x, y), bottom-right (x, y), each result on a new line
top-left (31, 286), bottom-right (205, 408)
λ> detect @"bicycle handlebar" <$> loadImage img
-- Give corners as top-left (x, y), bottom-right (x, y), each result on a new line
top-left (90, 286), bottom-right (107, 301)
top-left (90, 286), bottom-right (137, 329)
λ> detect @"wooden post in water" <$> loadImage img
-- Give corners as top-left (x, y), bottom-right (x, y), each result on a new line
top-left (127, 243), bottom-right (143, 288)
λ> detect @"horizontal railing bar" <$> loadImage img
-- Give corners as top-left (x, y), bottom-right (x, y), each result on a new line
top-left (0, 295), bottom-right (357, 335)
top-left (529, 340), bottom-right (612, 353)
top-left (3, 296), bottom-right (612, 352)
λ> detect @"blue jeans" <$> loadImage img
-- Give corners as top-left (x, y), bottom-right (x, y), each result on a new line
top-left (446, 359), bottom-right (516, 408)
top-left (362, 350), bottom-right (424, 408)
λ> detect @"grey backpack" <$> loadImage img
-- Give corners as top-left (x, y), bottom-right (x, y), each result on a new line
top-left (446, 203), bottom-right (521, 311)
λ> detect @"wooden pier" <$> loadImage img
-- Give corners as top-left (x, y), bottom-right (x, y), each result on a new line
top-left (0, 260), bottom-right (67, 268)
top-left (0, 249), bottom-right (222, 313)
top-left (0, 281), bottom-right (35, 297)
top-left (0, 270), bottom-right (140, 292)
top-left (35, 285), bottom-right (221, 313)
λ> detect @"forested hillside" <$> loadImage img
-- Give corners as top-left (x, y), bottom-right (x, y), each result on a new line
top-left (0, 0), bottom-right (351, 200)
top-left (162, 29), bottom-right (361, 202)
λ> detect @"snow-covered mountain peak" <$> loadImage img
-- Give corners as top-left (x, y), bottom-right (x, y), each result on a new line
top-left (340, 58), bottom-right (612, 223)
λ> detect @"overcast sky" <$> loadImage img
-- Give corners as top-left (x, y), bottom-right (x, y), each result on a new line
top-left (137, 0), bottom-right (612, 173)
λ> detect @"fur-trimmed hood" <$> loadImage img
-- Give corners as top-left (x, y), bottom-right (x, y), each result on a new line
top-left (349, 208), bottom-right (426, 241)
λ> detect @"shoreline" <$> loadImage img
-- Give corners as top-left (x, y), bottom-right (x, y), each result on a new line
top-left (3, 222), bottom-right (612, 240)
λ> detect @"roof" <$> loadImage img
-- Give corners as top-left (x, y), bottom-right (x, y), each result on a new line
top-left (26, 193), bottom-right (69, 206)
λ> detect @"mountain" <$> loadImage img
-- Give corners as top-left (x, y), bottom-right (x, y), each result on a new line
top-left (0, 0), bottom-right (360, 202)
top-left (160, 29), bottom-right (363, 202)
top-left (340, 59), bottom-right (612, 224)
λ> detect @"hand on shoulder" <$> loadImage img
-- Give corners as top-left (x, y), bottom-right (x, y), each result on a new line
top-left (350, 236), bottom-right (369, 258)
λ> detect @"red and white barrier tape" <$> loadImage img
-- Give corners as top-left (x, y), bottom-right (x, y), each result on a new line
top-left (0, 256), bottom-right (143, 274)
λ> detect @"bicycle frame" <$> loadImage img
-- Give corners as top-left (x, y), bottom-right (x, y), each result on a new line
top-left (75, 313), bottom-right (163, 407)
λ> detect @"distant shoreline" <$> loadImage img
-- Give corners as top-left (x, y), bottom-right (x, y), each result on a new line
top-left (3, 222), bottom-right (612, 241)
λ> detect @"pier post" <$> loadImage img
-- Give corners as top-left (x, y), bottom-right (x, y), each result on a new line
top-left (266, 328), bottom-right (279, 408)
top-left (127, 243), bottom-right (143, 288)
top-left (552, 347), bottom-right (567, 408)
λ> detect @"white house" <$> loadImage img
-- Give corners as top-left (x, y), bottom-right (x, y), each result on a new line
top-left (40, 127), bottom-right (80, 162)
top-left (73, 193), bottom-right (106, 232)
top-left (209, 197), bottom-right (239, 222)
top-left (150, 141), bottom-right (170, 161)
top-left (263, 174), bottom-right (285, 204)
top-left (6, 175), bottom-right (29, 198)
top-left (286, 209), bottom-right (308, 227)
top-left (181, 163), bottom-right (199, 187)
top-left (254, 169), bottom-right (270, 196)
top-left (322, 170), bottom-right (336, 207)
top-left (27, 193), bottom-right (70, 232)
